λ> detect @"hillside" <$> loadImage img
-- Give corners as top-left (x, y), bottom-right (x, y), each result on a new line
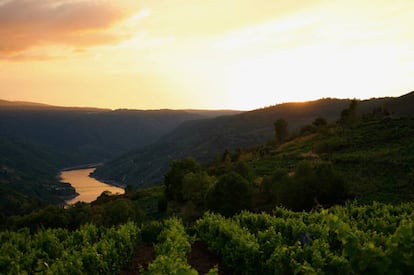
top-left (0, 138), bottom-right (76, 216)
top-left (0, 106), bottom-right (199, 165)
top-left (248, 116), bottom-right (414, 206)
top-left (0, 100), bottom-right (242, 166)
top-left (0, 100), bottom-right (241, 211)
top-left (2, 102), bottom-right (414, 273)
top-left (93, 91), bottom-right (414, 187)
top-left (2, 114), bottom-right (414, 272)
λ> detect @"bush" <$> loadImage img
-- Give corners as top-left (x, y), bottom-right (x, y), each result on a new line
top-left (164, 158), bottom-right (202, 202)
top-left (141, 221), bottom-right (163, 244)
top-left (207, 172), bottom-right (253, 216)
top-left (268, 161), bottom-right (346, 210)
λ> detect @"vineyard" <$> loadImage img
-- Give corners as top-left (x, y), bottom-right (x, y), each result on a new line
top-left (1, 202), bottom-right (413, 274)
top-left (196, 202), bottom-right (414, 274)
top-left (0, 222), bottom-right (139, 274)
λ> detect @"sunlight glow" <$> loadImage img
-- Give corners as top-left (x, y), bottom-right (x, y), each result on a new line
top-left (1, 0), bottom-right (414, 110)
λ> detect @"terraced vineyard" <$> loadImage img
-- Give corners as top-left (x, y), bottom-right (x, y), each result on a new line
top-left (2, 202), bottom-right (413, 274)
top-left (196, 202), bottom-right (414, 274)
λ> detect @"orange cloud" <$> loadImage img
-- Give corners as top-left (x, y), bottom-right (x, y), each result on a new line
top-left (0, 0), bottom-right (138, 59)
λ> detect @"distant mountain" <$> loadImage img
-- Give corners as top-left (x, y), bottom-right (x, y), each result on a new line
top-left (93, 91), bottom-right (414, 187)
top-left (0, 100), bottom-right (242, 209)
top-left (0, 100), bottom-right (49, 107)
top-left (0, 99), bottom-right (107, 111)
top-left (0, 100), bottom-right (239, 166)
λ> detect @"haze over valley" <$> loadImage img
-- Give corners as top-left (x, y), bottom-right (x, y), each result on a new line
top-left (1, 91), bottom-right (413, 212)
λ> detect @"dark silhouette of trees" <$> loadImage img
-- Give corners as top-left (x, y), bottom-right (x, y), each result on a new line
top-left (182, 171), bottom-right (216, 208)
top-left (164, 158), bottom-right (201, 201)
top-left (313, 117), bottom-right (327, 127)
top-left (263, 161), bottom-right (345, 211)
top-left (207, 172), bottom-right (252, 216)
top-left (274, 118), bottom-right (288, 143)
top-left (263, 168), bottom-right (289, 204)
top-left (339, 99), bottom-right (358, 125)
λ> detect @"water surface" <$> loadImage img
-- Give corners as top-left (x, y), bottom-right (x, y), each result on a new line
top-left (62, 168), bottom-right (124, 204)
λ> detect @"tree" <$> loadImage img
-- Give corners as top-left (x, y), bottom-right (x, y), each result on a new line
top-left (182, 171), bottom-right (216, 207)
top-left (278, 161), bottom-right (346, 211)
top-left (339, 99), bottom-right (358, 125)
top-left (262, 168), bottom-right (289, 203)
top-left (233, 161), bottom-right (255, 182)
top-left (207, 171), bottom-right (252, 216)
top-left (313, 117), bottom-right (327, 127)
top-left (274, 118), bottom-right (288, 144)
top-left (164, 158), bottom-right (202, 201)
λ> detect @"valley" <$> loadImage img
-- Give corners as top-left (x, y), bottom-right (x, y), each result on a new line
top-left (3, 1), bottom-right (414, 272)
top-left (1, 92), bottom-right (414, 274)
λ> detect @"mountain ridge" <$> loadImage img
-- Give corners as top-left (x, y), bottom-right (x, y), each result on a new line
top-left (93, 91), bottom-right (414, 188)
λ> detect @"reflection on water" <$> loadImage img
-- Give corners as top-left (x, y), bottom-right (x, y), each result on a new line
top-left (61, 168), bottom-right (124, 204)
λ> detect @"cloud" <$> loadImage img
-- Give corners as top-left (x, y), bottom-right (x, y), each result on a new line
top-left (0, 0), bottom-right (141, 59)
top-left (134, 0), bottom-right (320, 37)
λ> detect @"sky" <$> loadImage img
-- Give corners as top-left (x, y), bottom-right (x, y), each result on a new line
top-left (1, 0), bottom-right (414, 110)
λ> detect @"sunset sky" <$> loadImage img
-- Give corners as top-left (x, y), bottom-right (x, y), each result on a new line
top-left (1, 0), bottom-right (414, 110)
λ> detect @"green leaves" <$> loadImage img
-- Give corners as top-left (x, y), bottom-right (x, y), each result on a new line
top-left (196, 212), bottom-right (260, 274)
top-left (147, 217), bottom-right (197, 274)
top-left (2, 202), bottom-right (414, 274)
top-left (0, 222), bottom-right (140, 274)
top-left (197, 203), bottom-right (414, 274)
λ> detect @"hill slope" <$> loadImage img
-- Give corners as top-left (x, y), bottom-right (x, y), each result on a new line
top-left (0, 101), bottom-right (240, 165)
top-left (0, 138), bottom-right (76, 216)
top-left (247, 116), bottom-right (414, 207)
top-left (0, 100), bottom-right (242, 209)
top-left (93, 92), bottom-right (414, 188)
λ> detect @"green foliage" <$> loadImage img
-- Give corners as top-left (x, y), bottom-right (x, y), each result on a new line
top-left (165, 158), bottom-right (202, 202)
top-left (195, 212), bottom-right (260, 274)
top-left (146, 217), bottom-right (197, 274)
top-left (157, 194), bottom-right (168, 212)
top-left (0, 222), bottom-right (140, 274)
top-left (263, 161), bottom-right (345, 210)
top-left (182, 171), bottom-right (216, 207)
top-left (207, 172), bottom-right (253, 216)
top-left (262, 168), bottom-right (289, 203)
top-left (90, 198), bottom-right (145, 227)
top-left (7, 190), bottom-right (152, 231)
top-left (180, 171), bottom-right (217, 221)
top-left (290, 161), bottom-right (345, 210)
top-left (196, 202), bottom-right (414, 274)
top-left (232, 161), bottom-right (255, 181)
top-left (3, 202), bottom-right (414, 274)
top-left (252, 117), bottom-right (414, 206)
top-left (141, 221), bottom-right (163, 244)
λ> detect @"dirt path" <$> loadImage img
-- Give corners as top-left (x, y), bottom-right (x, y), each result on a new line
top-left (122, 244), bottom-right (155, 274)
top-left (188, 240), bottom-right (231, 274)
top-left (123, 240), bottom-right (231, 274)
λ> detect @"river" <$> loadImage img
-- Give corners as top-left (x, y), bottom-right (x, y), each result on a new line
top-left (61, 168), bottom-right (124, 204)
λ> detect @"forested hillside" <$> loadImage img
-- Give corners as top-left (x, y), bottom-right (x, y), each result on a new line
top-left (0, 138), bottom-right (76, 216)
top-left (0, 102), bottom-right (216, 165)
top-left (93, 91), bottom-right (414, 188)
top-left (0, 100), bottom-right (238, 211)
